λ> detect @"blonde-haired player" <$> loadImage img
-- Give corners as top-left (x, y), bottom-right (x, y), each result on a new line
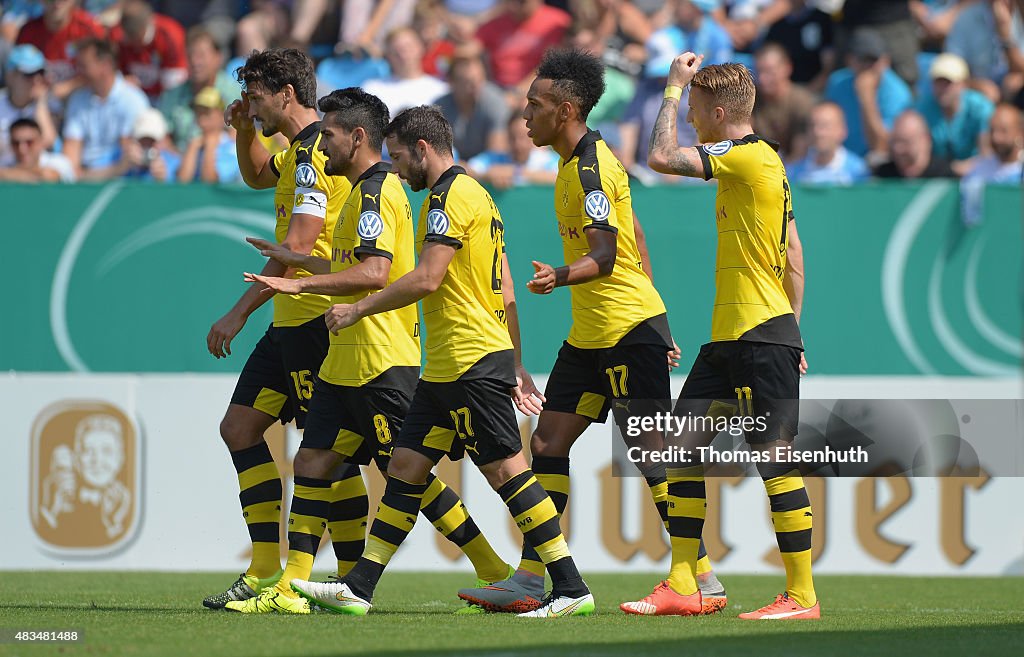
top-left (620, 53), bottom-right (818, 619)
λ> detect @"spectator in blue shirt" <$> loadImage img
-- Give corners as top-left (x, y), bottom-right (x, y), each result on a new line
top-left (466, 116), bottom-right (559, 189)
top-left (62, 37), bottom-right (150, 180)
top-left (825, 28), bottom-right (913, 160)
top-left (917, 53), bottom-right (995, 170)
top-left (787, 101), bottom-right (871, 185)
top-left (177, 86), bottom-right (241, 183)
top-left (961, 103), bottom-right (1024, 224)
top-left (123, 108), bottom-right (180, 182)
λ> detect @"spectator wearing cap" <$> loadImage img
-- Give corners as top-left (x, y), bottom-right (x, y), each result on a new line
top-left (874, 109), bottom-right (957, 178)
top-left (15, 0), bottom-right (104, 92)
top-left (917, 53), bottom-right (995, 171)
top-left (475, 0), bottom-right (572, 90)
top-left (467, 115), bottom-right (559, 189)
top-left (752, 42), bottom-right (816, 161)
top-left (110, 0), bottom-right (188, 102)
top-left (436, 55), bottom-right (510, 162)
top-left (961, 103), bottom-right (1024, 224)
top-left (0, 117), bottom-right (76, 182)
top-left (787, 101), bottom-right (871, 185)
top-left (364, 28), bottom-right (449, 119)
top-left (177, 87), bottom-right (240, 184)
top-left (0, 45), bottom-right (57, 166)
top-left (62, 38), bottom-right (150, 181)
top-left (946, 0), bottom-right (1024, 101)
top-left (123, 107), bottom-right (180, 182)
top-left (158, 27), bottom-right (240, 153)
top-left (825, 28), bottom-right (914, 160)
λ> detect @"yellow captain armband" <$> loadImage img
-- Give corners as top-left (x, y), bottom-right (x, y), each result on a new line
top-left (664, 85), bottom-right (683, 101)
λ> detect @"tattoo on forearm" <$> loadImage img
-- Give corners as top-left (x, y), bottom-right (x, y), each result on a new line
top-left (648, 98), bottom-right (678, 161)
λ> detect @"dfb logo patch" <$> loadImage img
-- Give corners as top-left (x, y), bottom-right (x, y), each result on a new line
top-left (357, 211), bottom-right (384, 240)
top-left (702, 140), bottom-right (734, 156)
top-left (295, 163), bottom-right (317, 188)
top-left (427, 209), bottom-right (450, 235)
top-left (584, 190), bottom-right (611, 222)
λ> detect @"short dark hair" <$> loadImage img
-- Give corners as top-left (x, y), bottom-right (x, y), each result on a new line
top-left (10, 117), bottom-right (41, 133)
top-left (186, 26), bottom-right (222, 53)
top-left (318, 88), bottom-right (390, 151)
top-left (76, 37), bottom-right (118, 63)
top-left (536, 48), bottom-right (605, 121)
top-left (235, 48), bottom-right (318, 108)
top-left (385, 105), bottom-right (453, 157)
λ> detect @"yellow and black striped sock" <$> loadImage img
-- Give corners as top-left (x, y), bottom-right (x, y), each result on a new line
top-left (665, 466), bottom-right (706, 596)
top-left (327, 465), bottom-right (368, 577)
top-left (230, 442), bottom-right (282, 578)
top-left (758, 463), bottom-right (816, 608)
top-left (645, 473), bottom-right (713, 576)
top-left (499, 470), bottom-right (587, 597)
top-left (518, 456), bottom-right (569, 577)
top-left (273, 475), bottom-right (333, 596)
top-left (344, 476), bottom-right (426, 601)
top-left (420, 473), bottom-right (507, 583)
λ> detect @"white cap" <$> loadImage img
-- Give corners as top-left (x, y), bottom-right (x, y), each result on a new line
top-left (930, 53), bottom-right (969, 83)
top-left (132, 108), bottom-right (168, 140)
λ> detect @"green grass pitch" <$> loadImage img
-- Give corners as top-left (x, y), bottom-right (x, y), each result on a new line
top-left (1, 572), bottom-right (1022, 656)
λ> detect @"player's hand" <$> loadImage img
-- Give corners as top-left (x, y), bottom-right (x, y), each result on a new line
top-left (207, 311), bottom-right (246, 358)
top-left (667, 340), bottom-right (681, 370)
top-left (325, 303), bottom-right (361, 334)
top-left (225, 91), bottom-right (254, 133)
top-left (511, 364), bottom-right (546, 416)
top-left (527, 260), bottom-right (556, 294)
top-left (667, 52), bottom-right (704, 89)
top-left (243, 272), bottom-right (300, 295)
top-left (799, 352), bottom-right (808, 376)
top-left (246, 236), bottom-right (304, 267)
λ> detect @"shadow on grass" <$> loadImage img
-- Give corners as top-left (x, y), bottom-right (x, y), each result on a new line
top-left (323, 621), bottom-right (1024, 657)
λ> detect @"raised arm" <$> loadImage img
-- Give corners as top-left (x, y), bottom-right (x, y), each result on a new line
top-left (226, 92), bottom-right (278, 189)
top-left (647, 52), bottom-right (707, 178)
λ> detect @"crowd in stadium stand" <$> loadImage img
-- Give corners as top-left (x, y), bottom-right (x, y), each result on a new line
top-left (0, 0), bottom-right (1021, 214)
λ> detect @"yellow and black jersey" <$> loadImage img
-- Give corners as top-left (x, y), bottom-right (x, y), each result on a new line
top-left (554, 130), bottom-right (667, 349)
top-left (697, 134), bottom-right (802, 348)
top-left (417, 165), bottom-right (514, 383)
top-left (318, 162), bottom-right (420, 387)
top-left (267, 121), bottom-right (351, 327)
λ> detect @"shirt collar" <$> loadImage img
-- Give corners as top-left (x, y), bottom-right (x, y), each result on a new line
top-left (431, 164), bottom-right (465, 190)
top-left (356, 161), bottom-right (392, 183)
top-left (292, 121), bottom-right (320, 145)
top-left (569, 129), bottom-right (602, 161)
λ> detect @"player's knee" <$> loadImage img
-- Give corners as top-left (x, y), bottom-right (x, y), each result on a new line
top-left (293, 448), bottom-right (336, 479)
top-left (530, 429), bottom-right (567, 457)
top-left (385, 448), bottom-right (429, 483)
top-left (219, 415), bottom-right (262, 451)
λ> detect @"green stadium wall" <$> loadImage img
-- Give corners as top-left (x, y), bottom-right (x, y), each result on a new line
top-left (4, 179), bottom-right (1020, 375)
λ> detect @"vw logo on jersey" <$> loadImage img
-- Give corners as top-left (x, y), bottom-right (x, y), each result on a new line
top-left (357, 211), bottom-right (384, 240)
top-left (584, 190), bottom-right (611, 222)
top-left (703, 140), bottom-right (734, 156)
top-left (427, 209), bottom-right (450, 235)
top-left (295, 162), bottom-right (318, 188)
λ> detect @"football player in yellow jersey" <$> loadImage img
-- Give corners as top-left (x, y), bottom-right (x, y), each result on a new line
top-left (201, 49), bottom-right (357, 609)
top-left (632, 52), bottom-right (818, 620)
top-left (230, 88), bottom-right (513, 613)
top-left (458, 48), bottom-right (726, 616)
top-left (289, 106), bottom-right (594, 618)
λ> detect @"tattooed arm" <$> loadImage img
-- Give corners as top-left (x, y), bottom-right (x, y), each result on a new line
top-left (647, 52), bottom-right (706, 178)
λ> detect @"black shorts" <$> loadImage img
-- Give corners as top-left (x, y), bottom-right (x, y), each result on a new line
top-left (300, 368), bottom-right (418, 470)
top-left (544, 315), bottom-right (673, 424)
top-left (395, 352), bottom-right (522, 467)
top-left (675, 340), bottom-right (801, 444)
top-left (230, 316), bottom-right (328, 429)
